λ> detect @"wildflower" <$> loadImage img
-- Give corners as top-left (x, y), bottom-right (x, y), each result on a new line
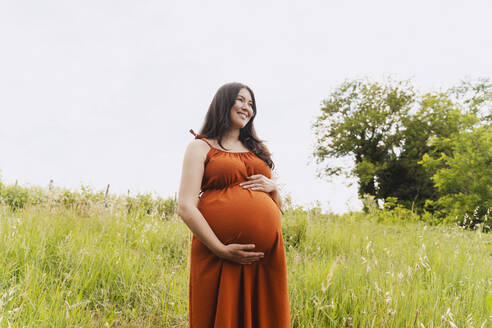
top-left (321, 257), bottom-right (340, 292)
top-left (441, 308), bottom-right (457, 328)
top-left (385, 291), bottom-right (392, 305)
top-left (374, 282), bottom-right (381, 293)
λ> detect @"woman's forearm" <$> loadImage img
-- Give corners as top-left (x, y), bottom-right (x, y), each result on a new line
top-left (270, 190), bottom-right (284, 215)
top-left (178, 205), bottom-right (225, 255)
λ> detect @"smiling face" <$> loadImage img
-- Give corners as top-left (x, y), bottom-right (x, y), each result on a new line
top-left (230, 88), bottom-right (254, 129)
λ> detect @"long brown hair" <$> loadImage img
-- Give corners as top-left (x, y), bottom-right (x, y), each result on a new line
top-left (197, 82), bottom-right (274, 170)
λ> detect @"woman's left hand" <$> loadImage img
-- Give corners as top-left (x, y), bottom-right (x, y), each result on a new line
top-left (239, 174), bottom-right (277, 193)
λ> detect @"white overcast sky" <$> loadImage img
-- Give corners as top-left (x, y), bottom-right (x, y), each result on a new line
top-left (1, 0), bottom-right (491, 214)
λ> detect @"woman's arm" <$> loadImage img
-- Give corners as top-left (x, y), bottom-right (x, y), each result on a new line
top-left (177, 140), bottom-right (224, 254)
top-left (177, 140), bottom-right (264, 264)
top-left (269, 189), bottom-right (284, 215)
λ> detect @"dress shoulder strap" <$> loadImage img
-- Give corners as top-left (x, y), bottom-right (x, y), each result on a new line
top-left (189, 129), bottom-right (213, 148)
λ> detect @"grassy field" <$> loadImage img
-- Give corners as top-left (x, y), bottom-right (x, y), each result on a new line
top-left (0, 204), bottom-right (491, 327)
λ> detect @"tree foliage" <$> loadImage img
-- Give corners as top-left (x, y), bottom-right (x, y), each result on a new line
top-left (312, 78), bottom-right (415, 198)
top-left (420, 125), bottom-right (492, 224)
top-left (312, 77), bottom-right (491, 220)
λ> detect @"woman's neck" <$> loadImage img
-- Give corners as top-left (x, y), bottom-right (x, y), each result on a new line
top-left (214, 128), bottom-right (248, 150)
top-left (223, 128), bottom-right (240, 143)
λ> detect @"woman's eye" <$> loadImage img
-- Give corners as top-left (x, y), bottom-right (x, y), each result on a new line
top-left (236, 98), bottom-right (252, 107)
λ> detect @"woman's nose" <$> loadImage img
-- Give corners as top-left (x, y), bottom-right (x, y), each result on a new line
top-left (242, 103), bottom-right (252, 113)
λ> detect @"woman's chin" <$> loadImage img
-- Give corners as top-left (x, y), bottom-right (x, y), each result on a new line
top-left (233, 122), bottom-right (248, 129)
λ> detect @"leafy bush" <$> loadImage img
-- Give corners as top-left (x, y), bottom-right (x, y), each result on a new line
top-left (282, 206), bottom-right (309, 249)
top-left (0, 180), bottom-right (178, 219)
top-left (420, 125), bottom-right (492, 224)
top-left (125, 193), bottom-right (176, 219)
top-left (0, 184), bottom-right (29, 211)
top-left (361, 194), bottom-right (423, 224)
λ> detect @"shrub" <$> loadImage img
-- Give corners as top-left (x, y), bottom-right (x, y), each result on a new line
top-left (0, 184), bottom-right (30, 211)
top-left (282, 206), bottom-right (308, 249)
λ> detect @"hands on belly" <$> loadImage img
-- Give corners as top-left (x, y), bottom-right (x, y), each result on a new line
top-left (216, 243), bottom-right (264, 265)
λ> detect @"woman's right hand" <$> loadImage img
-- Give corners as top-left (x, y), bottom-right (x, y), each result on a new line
top-left (216, 244), bottom-right (264, 265)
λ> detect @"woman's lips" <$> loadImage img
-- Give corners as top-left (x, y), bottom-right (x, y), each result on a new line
top-left (238, 112), bottom-right (248, 119)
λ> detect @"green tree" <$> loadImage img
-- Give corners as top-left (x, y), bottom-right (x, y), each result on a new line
top-left (377, 92), bottom-right (480, 211)
top-left (311, 78), bottom-right (415, 201)
top-left (419, 125), bottom-right (492, 224)
top-left (448, 77), bottom-right (492, 123)
top-left (312, 77), bottom-right (491, 215)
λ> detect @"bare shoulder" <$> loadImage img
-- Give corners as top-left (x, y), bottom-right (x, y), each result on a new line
top-left (184, 139), bottom-right (210, 160)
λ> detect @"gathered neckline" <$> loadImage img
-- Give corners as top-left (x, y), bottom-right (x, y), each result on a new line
top-left (209, 146), bottom-right (253, 154)
top-left (189, 130), bottom-right (253, 154)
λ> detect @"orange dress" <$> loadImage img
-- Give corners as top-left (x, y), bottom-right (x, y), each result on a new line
top-left (188, 129), bottom-right (291, 328)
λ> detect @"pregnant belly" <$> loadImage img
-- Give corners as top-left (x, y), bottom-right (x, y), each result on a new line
top-left (197, 185), bottom-right (282, 253)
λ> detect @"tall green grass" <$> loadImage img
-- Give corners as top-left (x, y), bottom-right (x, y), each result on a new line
top-left (0, 204), bottom-right (490, 327)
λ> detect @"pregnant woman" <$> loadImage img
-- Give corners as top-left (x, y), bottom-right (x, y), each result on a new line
top-left (177, 82), bottom-right (291, 327)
